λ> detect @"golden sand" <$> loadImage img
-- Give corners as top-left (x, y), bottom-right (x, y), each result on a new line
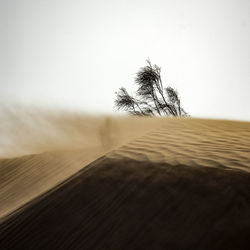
top-left (0, 110), bottom-right (250, 249)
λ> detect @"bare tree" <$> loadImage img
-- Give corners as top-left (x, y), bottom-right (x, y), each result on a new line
top-left (115, 60), bottom-right (188, 117)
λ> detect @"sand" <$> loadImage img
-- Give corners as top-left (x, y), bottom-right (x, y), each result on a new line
top-left (0, 112), bottom-right (250, 249)
top-left (108, 118), bottom-right (250, 172)
top-left (0, 108), bottom-right (164, 218)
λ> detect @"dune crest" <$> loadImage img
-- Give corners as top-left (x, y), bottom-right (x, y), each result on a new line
top-left (0, 108), bottom-right (165, 218)
top-left (1, 112), bottom-right (250, 249)
top-left (108, 118), bottom-right (250, 172)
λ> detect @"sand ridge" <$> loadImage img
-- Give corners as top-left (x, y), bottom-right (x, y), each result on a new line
top-left (0, 148), bottom-right (105, 219)
top-left (108, 118), bottom-right (250, 172)
top-left (0, 111), bottom-right (168, 219)
top-left (0, 157), bottom-right (250, 249)
top-left (0, 116), bottom-right (250, 249)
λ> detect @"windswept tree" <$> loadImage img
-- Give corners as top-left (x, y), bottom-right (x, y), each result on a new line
top-left (115, 60), bottom-right (188, 117)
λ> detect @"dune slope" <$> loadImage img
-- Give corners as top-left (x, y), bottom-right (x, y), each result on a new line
top-left (0, 111), bottom-right (165, 218)
top-left (0, 148), bottom-right (104, 219)
top-left (0, 157), bottom-right (250, 250)
top-left (0, 118), bottom-right (250, 249)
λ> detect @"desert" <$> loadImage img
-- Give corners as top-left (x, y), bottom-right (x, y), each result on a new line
top-left (0, 110), bottom-right (250, 249)
top-left (1, 0), bottom-right (249, 249)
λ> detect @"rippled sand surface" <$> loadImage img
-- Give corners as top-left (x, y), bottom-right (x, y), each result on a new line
top-left (0, 115), bottom-right (250, 249)
top-left (108, 118), bottom-right (250, 172)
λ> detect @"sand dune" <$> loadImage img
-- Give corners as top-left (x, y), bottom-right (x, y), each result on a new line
top-left (0, 149), bottom-right (104, 219)
top-left (0, 115), bottom-right (250, 249)
top-left (108, 118), bottom-right (250, 172)
top-left (0, 108), bottom-right (165, 218)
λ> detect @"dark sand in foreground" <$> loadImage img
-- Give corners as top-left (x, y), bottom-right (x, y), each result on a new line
top-left (1, 157), bottom-right (250, 249)
top-left (1, 118), bottom-right (250, 249)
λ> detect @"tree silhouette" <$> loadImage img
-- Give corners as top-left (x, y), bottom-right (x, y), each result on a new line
top-left (115, 60), bottom-right (188, 117)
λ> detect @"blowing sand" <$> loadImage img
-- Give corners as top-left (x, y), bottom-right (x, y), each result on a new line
top-left (0, 108), bottom-right (165, 218)
top-left (0, 110), bottom-right (250, 249)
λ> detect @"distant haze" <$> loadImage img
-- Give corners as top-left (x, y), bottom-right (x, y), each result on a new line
top-left (0, 0), bottom-right (249, 120)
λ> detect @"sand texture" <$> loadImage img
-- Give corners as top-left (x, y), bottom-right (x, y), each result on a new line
top-left (108, 118), bottom-right (250, 172)
top-left (0, 149), bottom-right (104, 219)
top-left (0, 116), bottom-right (250, 249)
top-left (0, 109), bottom-right (164, 218)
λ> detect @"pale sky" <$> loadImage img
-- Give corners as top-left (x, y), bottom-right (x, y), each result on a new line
top-left (0, 0), bottom-right (249, 120)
